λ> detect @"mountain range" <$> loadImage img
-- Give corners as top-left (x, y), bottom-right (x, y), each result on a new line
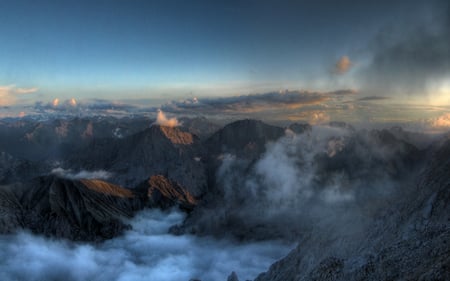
top-left (0, 117), bottom-right (449, 280)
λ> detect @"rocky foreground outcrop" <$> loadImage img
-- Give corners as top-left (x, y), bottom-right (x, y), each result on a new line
top-left (253, 138), bottom-right (450, 281)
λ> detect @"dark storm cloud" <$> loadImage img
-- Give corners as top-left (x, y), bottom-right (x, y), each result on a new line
top-left (361, 0), bottom-right (449, 96)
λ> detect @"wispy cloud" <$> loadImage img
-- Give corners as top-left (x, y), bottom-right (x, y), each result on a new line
top-left (14, 87), bottom-right (39, 94)
top-left (0, 85), bottom-right (38, 106)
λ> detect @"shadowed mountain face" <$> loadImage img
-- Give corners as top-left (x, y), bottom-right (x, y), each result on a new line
top-left (135, 175), bottom-right (197, 211)
top-left (205, 119), bottom-right (286, 160)
top-left (0, 174), bottom-right (198, 241)
top-left (0, 117), bottom-right (152, 162)
top-left (69, 125), bottom-right (207, 196)
top-left (0, 176), bottom-right (140, 241)
top-left (0, 116), bottom-right (219, 187)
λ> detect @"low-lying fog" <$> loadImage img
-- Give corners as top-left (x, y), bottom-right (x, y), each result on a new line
top-left (0, 210), bottom-right (293, 281)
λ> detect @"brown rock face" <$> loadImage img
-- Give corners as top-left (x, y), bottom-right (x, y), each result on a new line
top-left (137, 175), bottom-right (197, 211)
top-left (159, 126), bottom-right (194, 145)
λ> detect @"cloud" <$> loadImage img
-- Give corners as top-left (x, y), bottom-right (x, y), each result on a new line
top-left (356, 96), bottom-right (390, 102)
top-left (361, 0), bottom-right (450, 96)
top-left (334, 56), bottom-right (353, 74)
top-left (163, 90), bottom-right (357, 115)
top-left (327, 89), bottom-right (358, 96)
top-left (0, 209), bottom-right (292, 281)
top-left (0, 85), bottom-right (38, 106)
top-left (189, 125), bottom-right (416, 240)
top-left (51, 168), bottom-right (112, 180)
top-left (14, 87), bottom-right (39, 94)
top-left (430, 113), bottom-right (450, 128)
top-left (309, 111), bottom-right (330, 125)
top-left (153, 110), bottom-right (181, 127)
top-left (85, 99), bottom-right (137, 111)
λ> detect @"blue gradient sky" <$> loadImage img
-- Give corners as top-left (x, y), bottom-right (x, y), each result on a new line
top-left (1, 0), bottom-right (443, 103)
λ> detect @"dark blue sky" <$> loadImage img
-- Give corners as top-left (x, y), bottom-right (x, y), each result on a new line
top-left (0, 0), bottom-right (445, 103)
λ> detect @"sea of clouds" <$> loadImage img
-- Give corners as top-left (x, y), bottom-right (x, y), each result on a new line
top-left (0, 209), bottom-right (293, 281)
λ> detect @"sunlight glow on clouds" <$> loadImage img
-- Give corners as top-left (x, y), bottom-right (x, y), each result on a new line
top-left (430, 113), bottom-right (450, 129)
top-left (153, 110), bottom-right (181, 127)
top-left (334, 56), bottom-right (353, 74)
top-left (0, 85), bottom-right (38, 106)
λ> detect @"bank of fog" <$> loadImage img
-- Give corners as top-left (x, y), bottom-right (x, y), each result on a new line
top-left (0, 210), bottom-right (293, 281)
top-left (190, 126), bottom-right (414, 240)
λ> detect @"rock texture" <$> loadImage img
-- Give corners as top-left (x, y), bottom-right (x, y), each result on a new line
top-left (254, 138), bottom-right (450, 281)
top-left (70, 125), bottom-right (207, 196)
top-left (0, 176), bottom-right (143, 240)
top-left (136, 175), bottom-right (197, 211)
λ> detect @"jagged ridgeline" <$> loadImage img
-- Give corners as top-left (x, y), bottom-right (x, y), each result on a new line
top-left (0, 117), bottom-right (449, 280)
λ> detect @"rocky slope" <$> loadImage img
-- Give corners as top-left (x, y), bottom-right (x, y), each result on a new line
top-left (253, 138), bottom-right (450, 281)
top-left (69, 124), bottom-right (207, 196)
top-left (135, 175), bottom-right (197, 211)
top-left (0, 176), bottom-right (140, 240)
top-left (0, 173), bottom-right (199, 241)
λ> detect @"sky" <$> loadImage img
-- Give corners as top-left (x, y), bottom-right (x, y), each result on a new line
top-left (0, 0), bottom-right (449, 126)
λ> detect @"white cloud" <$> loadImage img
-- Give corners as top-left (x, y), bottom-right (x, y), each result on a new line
top-left (0, 85), bottom-right (38, 106)
top-left (51, 168), bottom-right (112, 180)
top-left (153, 110), bottom-right (181, 127)
top-left (0, 210), bottom-right (293, 281)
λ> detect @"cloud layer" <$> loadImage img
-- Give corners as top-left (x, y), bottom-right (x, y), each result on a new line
top-left (163, 90), bottom-right (355, 116)
top-left (0, 210), bottom-right (292, 281)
